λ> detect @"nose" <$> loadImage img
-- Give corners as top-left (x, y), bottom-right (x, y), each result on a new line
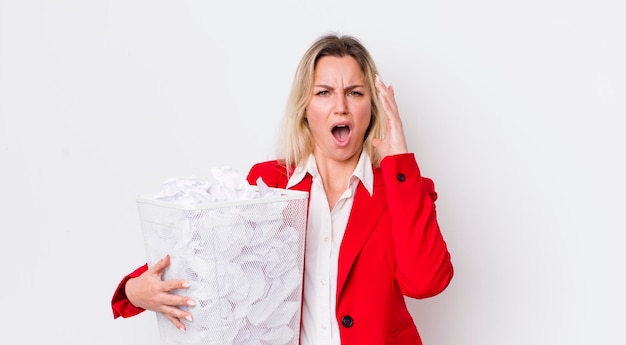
top-left (333, 95), bottom-right (349, 115)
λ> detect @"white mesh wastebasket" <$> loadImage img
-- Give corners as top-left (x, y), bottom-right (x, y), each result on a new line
top-left (136, 188), bottom-right (308, 345)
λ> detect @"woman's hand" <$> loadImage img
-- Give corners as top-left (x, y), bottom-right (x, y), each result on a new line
top-left (125, 255), bottom-right (195, 331)
top-left (372, 75), bottom-right (409, 158)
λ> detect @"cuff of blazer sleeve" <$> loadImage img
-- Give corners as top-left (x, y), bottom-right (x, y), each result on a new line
top-left (380, 153), bottom-right (421, 178)
top-left (380, 153), bottom-right (437, 202)
top-left (111, 264), bottom-right (148, 318)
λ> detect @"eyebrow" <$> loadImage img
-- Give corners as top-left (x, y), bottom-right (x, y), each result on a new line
top-left (313, 84), bottom-right (365, 91)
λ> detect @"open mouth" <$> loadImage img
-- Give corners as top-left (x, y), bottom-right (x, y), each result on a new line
top-left (332, 124), bottom-right (351, 142)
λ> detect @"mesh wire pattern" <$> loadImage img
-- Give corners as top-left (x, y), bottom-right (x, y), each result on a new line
top-left (136, 189), bottom-right (308, 345)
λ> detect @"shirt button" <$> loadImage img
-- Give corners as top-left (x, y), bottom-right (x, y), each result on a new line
top-left (324, 236), bottom-right (330, 242)
top-left (341, 315), bottom-right (354, 328)
top-left (397, 173), bottom-right (406, 182)
top-left (321, 325), bottom-right (327, 330)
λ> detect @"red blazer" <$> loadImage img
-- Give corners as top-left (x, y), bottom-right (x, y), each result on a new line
top-left (112, 153), bottom-right (453, 345)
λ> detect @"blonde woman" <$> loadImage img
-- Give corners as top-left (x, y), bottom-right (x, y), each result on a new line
top-left (112, 34), bottom-right (453, 345)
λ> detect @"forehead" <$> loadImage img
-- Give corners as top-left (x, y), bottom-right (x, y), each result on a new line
top-left (314, 56), bottom-right (364, 83)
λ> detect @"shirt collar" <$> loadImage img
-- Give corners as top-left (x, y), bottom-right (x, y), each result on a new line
top-left (286, 150), bottom-right (374, 196)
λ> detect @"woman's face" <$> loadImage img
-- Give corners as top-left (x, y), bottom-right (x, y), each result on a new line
top-left (306, 55), bottom-right (372, 164)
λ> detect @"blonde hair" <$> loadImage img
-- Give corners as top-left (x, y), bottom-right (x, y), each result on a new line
top-left (276, 33), bottom-right (386, 171)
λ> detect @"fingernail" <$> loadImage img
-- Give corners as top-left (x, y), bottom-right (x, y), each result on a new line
top-left (182, 281), bottom-right (190, 288)
top-left (178, 326), bottom-right (186, 332)
top-left (185, 315), bottom-right (193, 322)
top-left (186, 299), bottom-right (195, 306)
top-left (375, 74), bottom-right (384, 84)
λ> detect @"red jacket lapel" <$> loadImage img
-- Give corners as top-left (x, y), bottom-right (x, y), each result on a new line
top-left (336, 170), bottom-right (387, 300)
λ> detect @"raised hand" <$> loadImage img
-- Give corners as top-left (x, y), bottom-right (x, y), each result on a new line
top-left (371, 75), bottom-right (409, 158)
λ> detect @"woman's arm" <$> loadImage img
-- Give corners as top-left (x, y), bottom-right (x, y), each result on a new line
top-left (381, 153), bottom-right (454, 298)
top-left (111, 255), bottom-right (196, 332)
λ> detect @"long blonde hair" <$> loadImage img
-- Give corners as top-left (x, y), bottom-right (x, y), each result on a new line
top-left (277, 33), bottom-right (386, 172)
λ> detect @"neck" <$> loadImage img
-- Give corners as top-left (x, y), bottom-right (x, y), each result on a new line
top-left (312, 150), bottom-right (360, 209)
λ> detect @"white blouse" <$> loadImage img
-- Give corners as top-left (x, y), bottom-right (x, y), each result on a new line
top-left (286, 151), bottom-right (374, 345)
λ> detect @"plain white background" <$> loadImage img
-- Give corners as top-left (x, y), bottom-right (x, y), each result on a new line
top-left (1, 1), bottom-right (624, 344)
